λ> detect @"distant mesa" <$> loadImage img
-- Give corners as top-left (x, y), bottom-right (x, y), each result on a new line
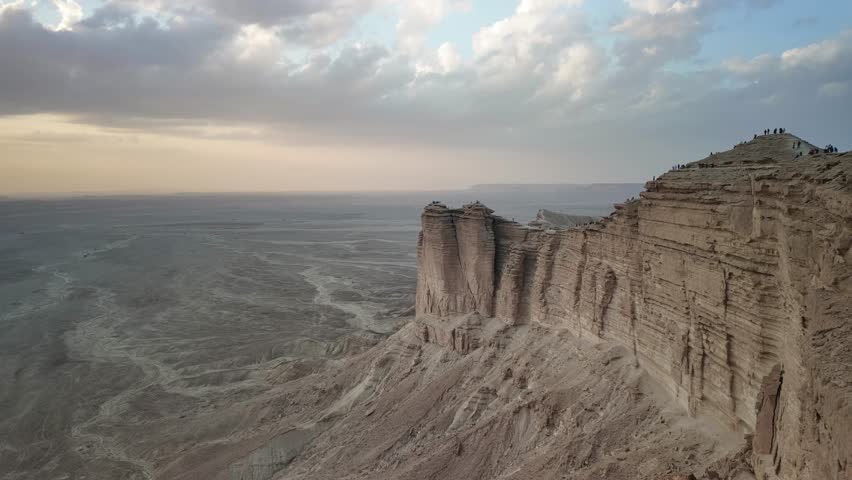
top-left (467, 183), bottom-right (644, 193)
top-left (529, 209), bottom-right (600, 228)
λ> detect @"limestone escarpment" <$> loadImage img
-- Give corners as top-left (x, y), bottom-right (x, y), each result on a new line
top-left (416, 134), bottom-right (852, 480)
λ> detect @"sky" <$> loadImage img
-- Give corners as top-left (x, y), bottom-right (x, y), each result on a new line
top-left (1, 0), bottom-right (851, 195)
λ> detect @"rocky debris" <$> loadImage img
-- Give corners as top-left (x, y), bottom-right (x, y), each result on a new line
top-left (416, 134), bottom-right (852, 480)
top-left (271, 321), bottom-right (746, 480)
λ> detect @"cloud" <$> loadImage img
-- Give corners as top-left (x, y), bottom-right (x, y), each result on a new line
top-left (230, 24), bottom-right (284, 63)
top-left (111, 0), bottom-right (382, 46)
top-left (396, 0), bottom-right (470, 53)
top-left (781, 31), bottom-right (851, 69)
top-left (818, 81), bottom-right (849, 97)
top-left (538, 43), bottom-right (606, 101)
top-left (624, 0), bottom-right (684, 15)
top-left (435, 42), bottom-right (461, 73)
top-left (612, 1), bottom-right (703, 39)
top-left (79, 3), bottom-right (138, 29)
top-left (53, 0), bottom-right (82, 31)
top-left (722, 54), bottom-right (775, 75)
top-left (609, 0), bottom-right (708, 71)
top-left (472, 0), bottom-right (588, 88)
top-left (722, 31), bottom-right (852, 87)
top-left (0, 0), bottom-right (850, 175)
top-left (0, 0), bottom-right (24, 15)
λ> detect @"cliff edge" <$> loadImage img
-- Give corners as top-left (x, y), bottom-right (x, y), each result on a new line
top-left (416, 133), bottom-right (852, 480)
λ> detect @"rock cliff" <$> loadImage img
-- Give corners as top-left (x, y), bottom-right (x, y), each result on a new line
top-left (416, 134), bottom-right (852, 480)
top-left (416, 202), bottom-right (497, 318)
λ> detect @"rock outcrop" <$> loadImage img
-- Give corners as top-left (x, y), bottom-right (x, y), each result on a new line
top-left (530, 209), bottom-right (601, 228)
top-left (416, 134), bottom-right (852, 480)
top-left (416, 202), bottom-right (496, 318)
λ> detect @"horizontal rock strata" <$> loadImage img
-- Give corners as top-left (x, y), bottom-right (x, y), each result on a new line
top-left (416, 134), bottom-right (852, 480)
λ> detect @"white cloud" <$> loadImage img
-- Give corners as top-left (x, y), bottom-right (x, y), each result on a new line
top-left (395, 0), bottom-right (470, 54)
top-left (472, 0), bottom-right (587, 87)
top-left (624, 0), bottom-right (701, 15)
top-left (230, 24), bottom-right (284, 64)
top-left (723, 54), bottom-right (775, 75)
top-left (625, 0), bottom-right (676, 14)
top-left (53, 0), bottom-right (82, 31)
top-left (540, 43), bottom-right (604, 100)
top-left (611, 0), bottom-right (702, 39)
top-left (473, 0), bottom-right (584, 59)
top-left (437, 42), bottom-right (461, 73)
top-left (517, 0), bottom-right (584, 13)
top-left (413, 41), bottom-right (463, 76)
top-left (781, 33), bottom-right (849, 69)
top-left (0, 0), bottom-right (25, 15)
top-left (608, 0), bottom-right (721, 72)
top-left (722, 31), bottom-right (852, 77)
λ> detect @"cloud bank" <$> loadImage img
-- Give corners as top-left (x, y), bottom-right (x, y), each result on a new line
top-left (0, 0), bottom-right (850, 191)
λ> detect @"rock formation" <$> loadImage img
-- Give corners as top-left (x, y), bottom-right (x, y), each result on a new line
top-left (276, 319), bottom-right (751, 480)
top-left (416, 202), bottom-right (496, 318)
top-left (530, 209), bottom-right (601, 228)
top-left (415, 134), bottom-right (852, 480)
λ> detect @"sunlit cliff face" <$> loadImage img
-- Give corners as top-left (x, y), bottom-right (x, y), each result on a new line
top-left (1, 0), bottom-right (851, 195)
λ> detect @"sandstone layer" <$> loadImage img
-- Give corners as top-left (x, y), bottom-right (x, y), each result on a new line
top-left (415, 133), bottom-right (852, 480)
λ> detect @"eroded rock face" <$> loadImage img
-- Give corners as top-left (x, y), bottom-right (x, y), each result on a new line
top-left (416, 202), bottom-right (496, 318)
top-left (415, 313), bottom-right (484, 355)
top-left (416, 135), bottom-right (852, 480)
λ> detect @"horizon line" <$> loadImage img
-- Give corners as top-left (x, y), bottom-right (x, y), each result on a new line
top-left (0, 183), bottom-right (646, 200)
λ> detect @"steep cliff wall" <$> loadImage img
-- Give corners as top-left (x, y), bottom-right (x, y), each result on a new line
top-left (416, 134), bottom-right (852, 480)
top-left (416, 202), bottom-right (496, 318)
